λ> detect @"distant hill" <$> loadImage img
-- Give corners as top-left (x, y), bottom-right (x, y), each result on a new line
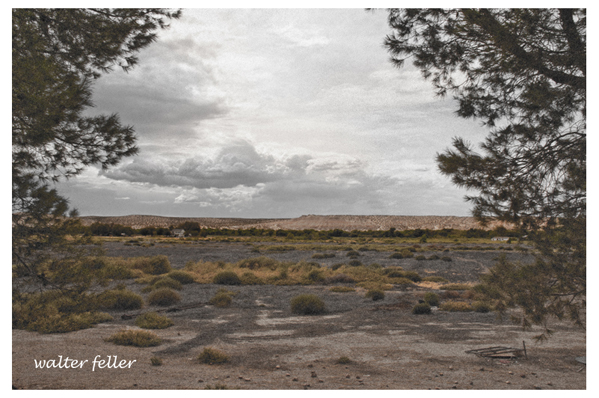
top-left (78, 214), bottom-right (513, 231)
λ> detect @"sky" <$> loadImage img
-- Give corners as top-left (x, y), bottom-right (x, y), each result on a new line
top-left (55, 8), bottom-right (492, 219)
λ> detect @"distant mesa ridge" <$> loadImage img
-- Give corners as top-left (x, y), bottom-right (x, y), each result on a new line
top-left (78, 214), bottom-right (512, 231)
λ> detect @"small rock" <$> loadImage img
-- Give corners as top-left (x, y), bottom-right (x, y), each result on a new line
top-left (303, 384), bottom-right (310, 389)
top-left (244, 378), bottom-right (251, 382)
top-left (534, 385), bottom-right (541, 390)
top-left (285, 373), bottom-right (290, 377)
top-left (449, 366), bottom-right (454, 370)
top-left (311, 371), bottom-right (317, 378)
top-left (213, 376), bottom-right (219, 379)
top-left (454, 381), bottom-right (459, 384)
top-left (479, 367), bottom-right (485, 371)
top-left (439, 373), bottom-right (444, 376)
top-left (307, 364), bottom-right (313, 368)
top-left (383, 354), bottom-right (388, 357)
top-left (275, 365), bottom-right (280, 369)
top-left (469, 382), bottom-right (473, 386)
top-left (520, 374), bottom-right (526, 378)
top-left (547, 382), bottom-right (553, 386)
top-left (292, 378), bottom-right (298, 382)
top-left (508, 371), bottom-right (514, 375)
top-left (198, 380), bottom-right (204, 383)
top-left (506, 381), bottom-right (511, 384)
top-left (451, 386), bottom-right (457, 389)
top-left (238, 376), bottom-right (243, 379)
top-left (356, 376), bottom-right (361, 379)
top-left (318, 380), bottom-right (324, 383)
top-left (346, 375), bottom-right (350, 379)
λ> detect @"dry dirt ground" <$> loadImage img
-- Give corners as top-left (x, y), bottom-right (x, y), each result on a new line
top-left (12, 242), bottom-right (586, 390)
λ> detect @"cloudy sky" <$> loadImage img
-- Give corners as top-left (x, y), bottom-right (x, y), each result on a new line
top-left (55, 8), bottom-right (490, 219)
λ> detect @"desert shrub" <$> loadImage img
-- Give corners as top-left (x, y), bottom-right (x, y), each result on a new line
top-left (400, 249), bottom-right (414, 258)
top-left (307, 269), bottom-right (325, 283)
top-left (237, 256), bottom-right (279, 270)
top-left (365, 289), bottom-right (385, 301)
top-left (240, 271), bottom-right (264, 285)
top-left (147, 288), bottom-right (181, 306)
top-left (393, 277), bottom-right (415, 285)
top-left (423, 292), bottom-right (439, 306)
top-left (441, 256), bottom-right (452, 262)
top-left (330, 286), bottom-right (355, 293)
top-left (133, 255), bottom-right (172, 275)
top-left (265, 245), bottom-right (296, 252)
top-left (209, 290), bottom-right (234, 308)
top-left (346, 250), bottom-right (360, 257)
top-left (427, 254), bottom-right (440, 260)
top-left (401, 271), bottom-right (422, 282)
top-left (13, 301), bottom-right (112, 334)
top-left (336, 356), bottom-right (352, 364)
top-left (348, 260), bottom-right (362, 267)
top-left (105, 329), bottom-right (161, 347)
top-left (382, 266), bottom-right (403, 275)
top-left (150, 356), bottom-right (163, 366)
top-left (422, 276), bottom-right (449, 283)
top-left (367, 263), bottom-right (382, 270)
top-left (290, 294), bottom-right (325, 315)
top-left (441, 283), bottom-right (471, 291)
top-left (331, 263), bottom-right (344, 271)
top-left (440, 290), bottom-right (462, 299)
top-left (412, 303), bottom-right (431, 315)
top-left (167, 270), bottom-right (195, 284)
top-left (439, 301), bottom-right (473, 312)
top-left (213, 271), bottom-right (241, 285)
top-left (389, 252), bottom-right (403, 259)
top-left (472, 301), bottom-right (493, 313)
top-left (324, 273), bottom-right (356, 284)
top-left (198, 347), bottom-right (230, 364)
top-left (135, 312), bottom-right (174, 329)
top-left (312, 253), bottom-right (335, 259)
top-left (99, 262), bottom-right (135, 280)
top-left (152, 277), bottom-right (183, 291)
top-left (97, 289), bottom-right (144, 310)
top-left (415, 255), bottom-right (426, 261)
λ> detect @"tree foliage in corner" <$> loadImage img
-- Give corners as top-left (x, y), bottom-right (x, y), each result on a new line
top-left (12, 9), bottom-right (180, 332)
top-left (383, 8), bottom-right (585, 338)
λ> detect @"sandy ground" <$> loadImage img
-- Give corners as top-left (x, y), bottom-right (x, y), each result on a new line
top-left (12, 242), bottom-right (586, 390)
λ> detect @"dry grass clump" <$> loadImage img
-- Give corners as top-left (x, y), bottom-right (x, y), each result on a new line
top-left (329, 286), bottom-right (355, 293)
top-left (237, 256), bottom-right (279, 270)
top-left (290, 294), bottom-right (325, 315)
top-left (128, 255), bottom-right (172, 275)
top-left (365, 289), bottom-right (385, 301)
top-left (423, 292), bottom-right (440, 306)
top-left (412, 303), bottom-right (431, 315)
top-left (422, 276), bottom-right (448, 283)
top-left (147, 288), bottom-right (181, 306)
top-left (472, 301), bottom-right (493, 313)
top-left (150, 356), bottom-right (163, 366)
top-left (105, 329), bottom-right (161, 347)
top-left (167, 270), bottom-right (195, 284)
top-left (198, 347), bottom-right (230, 365)
top-left (336, 356), bottom-right (352, 364)
top-left (439, 301), bottom-right (473, 312)
top-left (209, 289), bottom-right (235, 308)
top-left (240, 271), bottom-right (264, 285)
top-left (96, 288), bottom-right (144, 310)
top-left (151, 276), bottom-right (183, 291)
top-left (213, 271), bottom-right (241, 285)
top-left (312, 253), bottom-right (336, 259)
top-left (135, 312), bottom-right (174, 329)
top-left (324, 273), bottom-right (356, 284)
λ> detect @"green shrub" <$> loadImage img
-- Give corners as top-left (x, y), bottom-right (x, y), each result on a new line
top-left (240, 271), bottom-right (264, 285)
top-left (472, 301), bottom-right (492, 313)
top-left (105, 329), bottom-right (161, 347)
top-left (97, 289), bottom-right (144, 310)
top-left (147, 288), bottom-right (181, 306)
top-left (198, 347), bottom-right (230, 365)
top-left (336, 356), bottom-right (352, 364)
top-left (213, 271), bottom-right (241, 285)
top-left (324, 273), bottom-right (355, 284)
top-left (365, 289), bottom-right (385, 301)
top-left (331, 263), bottom-right (344, 271)
top-left (400, 249), bottom-right (414, 258)
top-left (401, 271), bottom-right (422, 282)
top-left (150, 356), bottom-right (163, 366)
top-left (167, 270), bottom-right (195, 284)
top-left (423, 292), bottom-right (439, 306)
top-left (346, 250), bottom-right (360, 257)
top-left (412, 303), bottom-right (432, 315)
top-left (307, 269), bottom-right (325, 282)
top-left (209, 290), bottom-right (233, 308)
top-left (439, 301), bottom-right (473, 312)
top-left (134, 255), bottom-right (172, 275)
top-left (389, 252), bottom-right (403, 259)
top-left (348, 260), bottom-right (362, 267)
top-left (152, 277), bottom-right (183, 291)
top-left (330, 286), bottom-right (355, 293)
top-left (290, 294), bottom-right (325, 315)
top-left (135, 312), bottom-right (174, 329)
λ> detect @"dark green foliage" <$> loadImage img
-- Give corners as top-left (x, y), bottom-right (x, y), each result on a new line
top-left (97, 289), bottom-right (144, 310)
top-left (105, 330), bottom-right (161, 347)
top-left (290, 294), bottom-right (325, 315)
top-left (307, 269), bottom-right (325, 283)
top-left (167, 270), bottom-right (195, 284)
top-left (365, 289), bottom-right (385, 301)
top-left (147, 288), bottom-right (181, 306)
top-left (423, 292), bottom-right (439, 307)
top-left (135, 312), bottom-right (174, 329)
top-left (213, 271), bottom-right (242, 285)
top-left (412, 303), bottom-right (432, 315)
top-left (336, 356), bottom-right (352, 364)
top-left (383, 9), bottom-right (586, 337)
top-left (198, 348), bottom-right (230, 365)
